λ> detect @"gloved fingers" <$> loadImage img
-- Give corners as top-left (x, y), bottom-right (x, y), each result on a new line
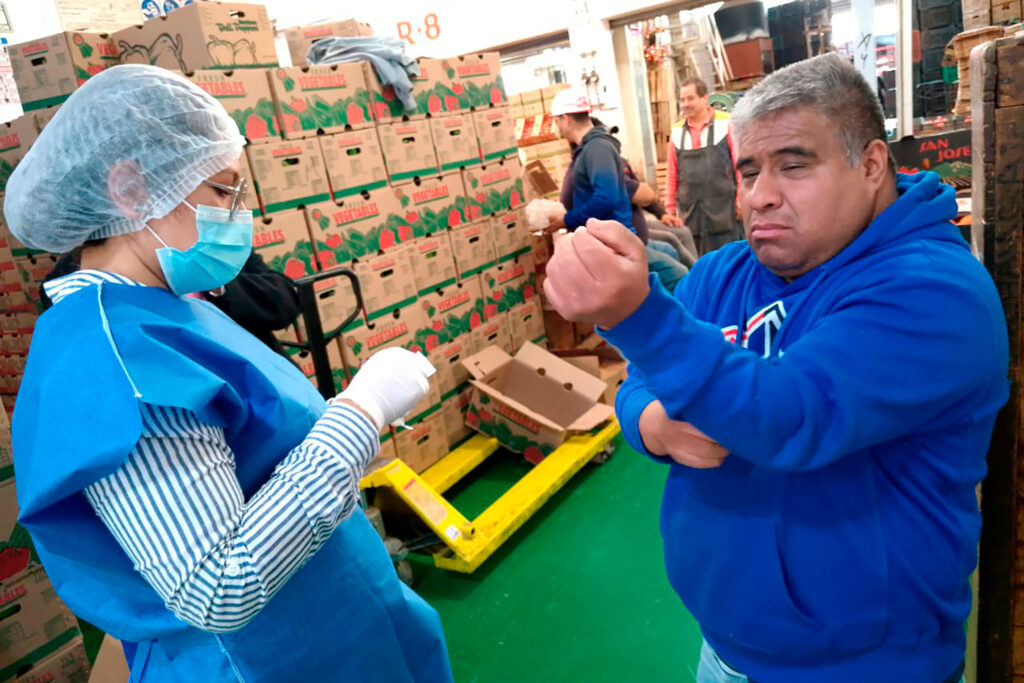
top-left (410, 352), bottom-right (436, 378)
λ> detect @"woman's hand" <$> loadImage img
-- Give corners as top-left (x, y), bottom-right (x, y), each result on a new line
top-left (335, 349), bottom-right (436, 431)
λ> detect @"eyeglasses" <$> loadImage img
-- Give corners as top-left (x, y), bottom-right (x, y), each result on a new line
top-left (203, 177), bottom-right (249, 220)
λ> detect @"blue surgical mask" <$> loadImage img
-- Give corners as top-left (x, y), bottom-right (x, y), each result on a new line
top-left (147, 202), bottom-right (254, 296)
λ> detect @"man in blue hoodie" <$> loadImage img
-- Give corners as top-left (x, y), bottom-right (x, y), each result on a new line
top-left (548, 89), bottom-right (687, 293)
top-left (543, 54), bottom-right (1007, 683)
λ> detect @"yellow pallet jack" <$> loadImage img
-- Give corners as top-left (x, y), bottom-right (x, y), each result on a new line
top-left (288, 266), bottom-right (621, 574)
top-left (360, 421), bottom-right (620, 573)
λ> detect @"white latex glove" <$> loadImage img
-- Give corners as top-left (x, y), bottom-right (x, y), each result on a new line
top-left (335, 348), bottom-right (436, 431)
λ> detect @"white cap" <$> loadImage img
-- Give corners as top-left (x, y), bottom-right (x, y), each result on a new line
top-left (549, 88), bottom-right (591, 116)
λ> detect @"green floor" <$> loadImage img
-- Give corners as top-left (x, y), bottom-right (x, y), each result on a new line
top-left (410, 436), bottom-right (704, 682)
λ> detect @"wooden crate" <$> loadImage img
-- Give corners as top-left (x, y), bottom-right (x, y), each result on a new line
top-left (972, 32), bottom-right (1024, 682)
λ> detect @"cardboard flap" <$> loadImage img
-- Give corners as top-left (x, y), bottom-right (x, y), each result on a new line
top-left (514, 342), bottom-right (607, 402)
top-left (568, 402), bottom-right (616, 431)
top-left (462, 345), bottom-right (512, 380)
top-left (470, 381), bottom-right (566, 433)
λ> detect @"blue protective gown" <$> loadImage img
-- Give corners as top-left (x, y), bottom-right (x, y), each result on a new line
top-left (12, 280), bottom-right (452, 682)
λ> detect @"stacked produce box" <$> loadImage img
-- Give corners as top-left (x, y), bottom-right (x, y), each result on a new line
top-left (219, 46), bottom-right (535, 472)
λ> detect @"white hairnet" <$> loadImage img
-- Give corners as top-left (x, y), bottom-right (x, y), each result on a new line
top-left (4, 65), bottom-right (245, 253)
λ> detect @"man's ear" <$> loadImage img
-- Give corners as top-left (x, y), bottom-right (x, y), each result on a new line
top-left (107, 160), bottom-right (150, 219)
top-left (862, 139), bottom-right (891, 188)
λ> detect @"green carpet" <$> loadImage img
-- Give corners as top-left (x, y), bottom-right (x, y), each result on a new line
top-left (409, 436), bottom-right (704, 682)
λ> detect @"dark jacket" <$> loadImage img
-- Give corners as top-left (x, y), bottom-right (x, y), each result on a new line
top-left (561, 127), bottom-right (634, 231)
top-left (41, 251), bottom-right (300, 358)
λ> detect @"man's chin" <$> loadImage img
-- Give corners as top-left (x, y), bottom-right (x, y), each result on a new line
top-left (753, 247), bottom-right (806, 280)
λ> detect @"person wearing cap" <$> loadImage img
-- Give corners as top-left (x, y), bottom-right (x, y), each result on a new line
top-left (664, 77), bottom-right (744, 256)
top-left (6, 65), bottom-right (453, 681)
top-left (549, 88), bottom-right (687, 293)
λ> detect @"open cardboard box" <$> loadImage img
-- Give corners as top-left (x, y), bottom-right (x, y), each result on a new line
top-left (462, 342), bottom-right (614, 461)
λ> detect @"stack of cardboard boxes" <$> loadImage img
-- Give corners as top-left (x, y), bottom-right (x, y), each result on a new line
top-left (0, 410), bottom-right (90, 683)
top-left (0, 0), bottom-right (618, 503)
top-left (961, 0), bottom-right (1022, 29)
top-left (513, 84), bottom-right (573, 198)
top-left (183, 30), bottom-right (535, 473)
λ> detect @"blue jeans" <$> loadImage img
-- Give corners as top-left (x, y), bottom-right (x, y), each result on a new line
top-left (696, 640), bottom-right (967, 683)
top-left (646, 241), bottom-right (687, 294)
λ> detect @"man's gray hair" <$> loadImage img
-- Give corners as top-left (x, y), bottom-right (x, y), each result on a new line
top-left (731, 54), bottom-right (893, 172)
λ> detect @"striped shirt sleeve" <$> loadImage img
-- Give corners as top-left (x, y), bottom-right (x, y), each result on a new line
top-left (83, 402), bottom-right (380, 633)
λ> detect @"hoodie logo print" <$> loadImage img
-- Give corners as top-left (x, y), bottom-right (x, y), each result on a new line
top-left (722, 301), bottom-right (788, 358)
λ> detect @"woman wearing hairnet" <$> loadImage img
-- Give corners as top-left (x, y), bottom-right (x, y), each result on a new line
top-left (6, 65), bottom-right (453, 682)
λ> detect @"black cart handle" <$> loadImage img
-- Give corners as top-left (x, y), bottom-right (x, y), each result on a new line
top-left (281, 266), bottom-right (364, 399)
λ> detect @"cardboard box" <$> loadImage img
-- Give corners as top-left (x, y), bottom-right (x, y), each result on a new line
top-left (507, 298), bottom-right (547, 349)
top-left (32, 106), bottom-right (62, 134)
top-left (520, 89), bottom-right (544, 118)
top-left (399, 173), bottom-right (472, 237)
top-left (9, 33), bottom-right (118, 111)
top-left (237, 150), bottom-right (261, 217)
top-left (451, 53), bottom-right (506, 109)
top-left (340, 303), bottom-right (429, 373)
top-left (410, 58), bottom-right (461, 118)
top-left (268, 63), bottom-right (375, 139)
top-left (489, 208), bottom-right (531, 262)
top-left (416, 277), bottom-right (485, 347)
top-left (247, 138), bottom-right (330, 214)
top-left (450, 222), bottom-right (497, 280)
top-left (251, 209), bottom-right (316, 280)
top-left (462, 157), bottom-right (524, 219)
top-left (442, 384), bottom-right (475, 449)
top-left (378, 120), bottom-right (439, 184)
top-left (0, 115), bottom-right (39, 193)
top-left (15, 254), bottom-right (60, 311)
top-left (409, 234), bottom-right (458, 296)
top-left (393, 410), bottom-right (449, 473)
top-left (992, 0), bottom-right (1023, 22)
top-left (308, 273), bottom-right (363, 336)
top-left (0, 567), bottom-right (81, 676)
top-left (318, 128), bottom-right (387, 200)
top-left (285, 19), bottom-right (374, 67)
top-left (469, 312), bottom-right (513, 355)
top-left (473, 107), bottom-right (517, 162)
top-left (517, 115), bottom-right (559, 146)
top-left (560, 355), bottom-right (628, 405)
top-left (14, 637), bottom-right (90, 683)
top-left (188, 68), bottom-right (279, 144)
top-left (529, 231), bottom-right (553, 268)
top-left (88, 635), bottom-right (129, 683)
top-left (461, 342), bottom-right (614, 460)
top-left (430, 114), bottom-right (482, 172)
top-left (430, 338), bottom-right (476, 399)
top-left (479, 253), bottom-right (538, 320)
top-left (0, 482), bottom-right (33, 577)
top-left (963, 8), bottom-right (992, 29)
top-left (305, 187), bottom-right (412, 263)
top-left (114, 2), bottom-right (277, 73)
top-left (357, 244), bottom-right (419, 319)
top-left (49, 0), bottom-right (143, 33)
top-left (509, 95), bottom-right (525, 122)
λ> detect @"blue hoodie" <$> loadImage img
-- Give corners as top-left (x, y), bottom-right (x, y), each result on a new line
top-left (602, 172), bottom-right (1008, 682)
top-left (563, 126), bottom-right (634, 231)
